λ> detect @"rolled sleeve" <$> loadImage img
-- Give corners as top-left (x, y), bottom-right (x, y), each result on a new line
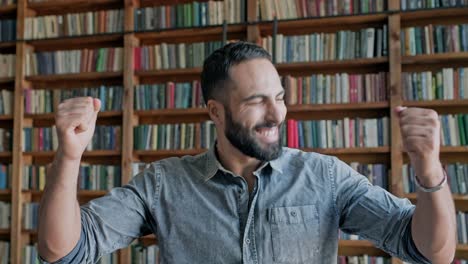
top-left (332, 157), bottom-right (430, 263)
top-left (38, 228), bottom-right (86, 264)
top-left (39, 164), bottom-right (160, 264)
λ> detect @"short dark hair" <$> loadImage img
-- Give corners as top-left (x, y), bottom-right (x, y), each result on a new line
top-left (201, 41), bottom-right (272, 105)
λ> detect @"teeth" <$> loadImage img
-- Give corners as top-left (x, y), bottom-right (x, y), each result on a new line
top-left (259, 128), bottom-right (277, 137)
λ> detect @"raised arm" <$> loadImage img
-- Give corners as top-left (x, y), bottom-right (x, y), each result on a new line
top-left (38, 97), bottom-right (101, 262)
top-left (397, 106), bottom-right (456, 263)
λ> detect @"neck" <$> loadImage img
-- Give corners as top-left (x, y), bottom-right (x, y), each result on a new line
top-left (216, 137), bottom-right (261, 179)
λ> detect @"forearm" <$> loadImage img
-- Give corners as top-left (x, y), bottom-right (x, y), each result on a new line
top-left (412, 168), bottom-right (457, 263)
top-left (38, 150), bottom-right (82, 262)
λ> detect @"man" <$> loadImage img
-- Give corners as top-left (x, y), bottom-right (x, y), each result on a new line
top-left (38, 42), bottom-right (456, 263)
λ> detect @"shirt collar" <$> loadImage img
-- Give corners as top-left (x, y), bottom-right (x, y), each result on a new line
top-left (202, 142), bottom-right (284, 182)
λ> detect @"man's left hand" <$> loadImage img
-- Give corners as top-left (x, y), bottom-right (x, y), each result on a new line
top-left (396, 106), bottom-right (444, 187)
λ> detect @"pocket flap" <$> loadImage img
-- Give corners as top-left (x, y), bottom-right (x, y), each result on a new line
top-left (268, 205), bottom-right (317, 224)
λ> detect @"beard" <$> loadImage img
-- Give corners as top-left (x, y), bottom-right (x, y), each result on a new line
top-left (224, 109), bottom-right (283, 161)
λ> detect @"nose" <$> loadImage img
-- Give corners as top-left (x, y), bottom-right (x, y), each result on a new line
top-left (266, 99), bottom-right (285, 125)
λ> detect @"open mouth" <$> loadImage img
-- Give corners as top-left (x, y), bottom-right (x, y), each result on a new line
top-left (255, 126), bottom-right (279, 143)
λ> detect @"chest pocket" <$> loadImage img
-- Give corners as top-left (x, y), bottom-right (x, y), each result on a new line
top-left (268, 205), bottom-right (319, 263)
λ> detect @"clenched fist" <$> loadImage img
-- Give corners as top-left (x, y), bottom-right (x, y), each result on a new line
top-left (55, 97), bottom-right (101, 161)
top-left (396, 106), bottom-right (444, 187)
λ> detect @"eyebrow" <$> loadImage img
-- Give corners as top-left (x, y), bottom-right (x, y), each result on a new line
top-left (241, 90), bottom-right (285, 103)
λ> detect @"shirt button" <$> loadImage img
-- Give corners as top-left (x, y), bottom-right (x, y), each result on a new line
top-left (290, 211), bottom-right (297, 217)
top-left (245, 238), bottom-right (251, 244)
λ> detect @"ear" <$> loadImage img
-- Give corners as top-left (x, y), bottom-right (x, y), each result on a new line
top-left (207, 99), bottom-right (224, 126)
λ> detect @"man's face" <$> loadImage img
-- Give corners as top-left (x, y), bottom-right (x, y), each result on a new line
top-left (222, 58), bottom-right (287, 161)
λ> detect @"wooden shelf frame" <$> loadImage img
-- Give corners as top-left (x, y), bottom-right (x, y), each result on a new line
top-left (2, 0), bottom-right (468, 263)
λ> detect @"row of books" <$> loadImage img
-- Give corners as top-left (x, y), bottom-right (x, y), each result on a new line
top-left (337, 256), bottom-right (390, 264)
top-left (258, 0), bottom-right (386, 21)
top-left (24, 86), bottom-right (123, 114)
top-left (0, 89), bottom-right (12, 115)
top-left (0, 129), bottom-right (11, 152)
top-left (0, 201), bottom-right (10, 229)
top-left (402, 67), bottom-right (468, 101)
top-left (23, 164), bottom-right (121, 191)
top-left (261, 26), bottom-right (388, 63)
top-left (134, 41), bottom-right (224, 71)
top-left (24, 9), bottom-right (124, 40)
top-left (0, 242), bottom-right (8, 264)
top-left (401, 24), bottom-right (468, 56)
top-left (440, 114), bottom-right (468, 147)
top-left (25, 48), bottom-right (124, 76)
top-left (282, 118), bottom-right (390, 149)
top-left (22, 202), bottom-right (38, 230)
top-left (457, 212), bottom-right (468, 244)
top-left (402, 163), bottom-right (468, 194)
top-left (131, 243), bottom-right (159, 264)
top-left (0, 54), bottom-right (15, 78)
top-left (350, 162), bottom-right (388, 191)
top-left (0, 0), bottom-right (14, 5)
top-left (401, 0), bottom-right (468, 10)
top-left (134, 0), bottom-right (245, 31)
top-left (22, 245), bottom-right (38, 264)
top-left (0, 164), bottom-right (11, 190)
top-left (134, 82), bottom-right (204, 110)
top-left (0, 19), bottom-right (15, 42)
top-left (22, 126), bottom-right (121, 152)
top-left (134, 122), bottom-right (216, 150)
top-left (282, 72), bottom-right (388, 105)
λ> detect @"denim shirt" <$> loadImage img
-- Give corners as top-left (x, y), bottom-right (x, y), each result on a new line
top-left (40, 146), bottom-right (430, 264)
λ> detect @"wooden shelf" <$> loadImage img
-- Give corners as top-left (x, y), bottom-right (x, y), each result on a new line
top-left (287, 102), bottom-right (389, 120)
top-left (26, 71), bottom-right (122, 83)
top-left (403, 100), bottom-right (468, 114)
top-left (457, 244), bottom-right (468, 259)
top-left (0, 190), bottom-right (11, 200)
top-left (402, 52), bottom-right (468, 72)
top-left (135, 24), bottom-right (247, 45)
top-left (27, 190), bottom-right (108, 199)
top-left (0, 42), bottom-right (16, 53)
top-left (26, 0), bottom-right (123, 16)
top-left (25, 33), bottom-right (124, 52)
top-left (0, 228), bottom-right (9, 234)
top-left (25, 111), bottom-right (122, 120)
top-left (440, 146), bottom-right (468, 153)
top-left (0, 77), bottom-right (14, 86)
top-left (0, 3), bottom-right (16, 16)
top-left (135, 68), bottom-right (202, 84)
top-left (402, 52), bottom-right (468, 64)
top-left (136, 108), bottom-right (208, 124)
top-left (22, 150), bottom-right (121, 165)
top-left (134, 149), bottom-right (205, 162)
top-left (405, 193), bottom-right (468, 211)
top-left (136, 58), bottom-right (388, 83)
top-left (0, 115), bottom-right (13, 121)
top-left (338, 240), bottom-right (388, 257)
top-left (276, 58), bottom-right (389, 75)
top-left (25, 71), bottom-right (123, 88)
top-left (258, 13), bottom-right (389, 35)
top-left (0, 152), bottom-right (12, 158)
top-left (400, 6), bottom-right (468, 27)
top-left (23, 150), bottom-right (121, 157)
top-left (138, 234), bottom-right (158, 246)
top-left (25, 111), bottom-right (123, 127)
top-left (403, 147), bottom-right (468, 163)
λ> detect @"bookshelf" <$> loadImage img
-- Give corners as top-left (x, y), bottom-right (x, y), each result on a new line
top-left (0, 0), bottom-right (467, 263)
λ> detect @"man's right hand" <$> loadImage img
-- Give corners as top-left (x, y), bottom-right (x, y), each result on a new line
top-left (55, 97), bottom-right (101, 161)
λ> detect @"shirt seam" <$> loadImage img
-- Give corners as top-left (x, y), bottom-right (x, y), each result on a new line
top-left (329, 156), bottom-right (338, 218)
